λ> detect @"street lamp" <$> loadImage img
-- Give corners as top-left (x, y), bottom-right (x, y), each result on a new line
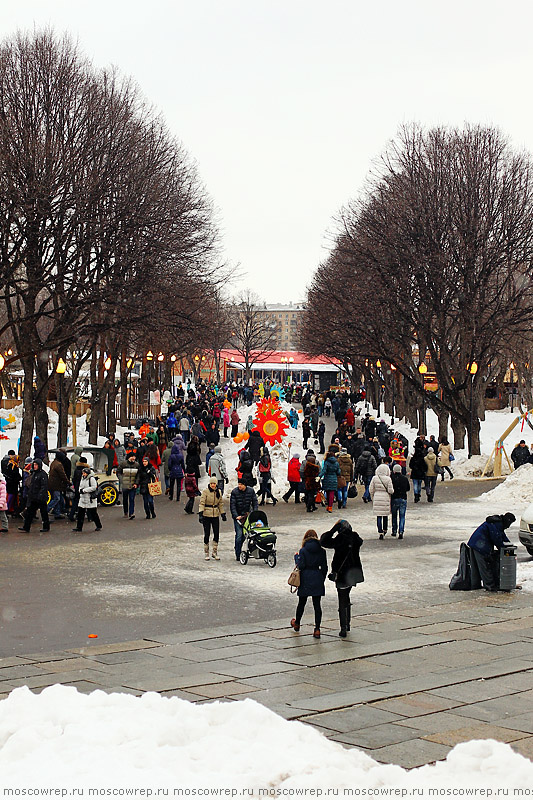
top-left (56, 358), bottom-right (67, 448)
top-left (418, 362), bottom-right (427, 436)
top-left (509, 361), bottom-right (516, 413)
top-left (467, 362), bottom-right (478, 459)
top-left (376, 360), bottom-right (382, 417)
top-left (146, 351), bottom-right (154, 415)
top-left (391, 364), bottom-right (396, 425)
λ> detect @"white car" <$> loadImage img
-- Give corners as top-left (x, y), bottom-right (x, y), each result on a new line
top-left (519, 503), bottom-right (533, 556)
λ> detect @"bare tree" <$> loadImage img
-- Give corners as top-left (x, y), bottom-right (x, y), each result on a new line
top-left (230, 291), bottom-right (277, 383)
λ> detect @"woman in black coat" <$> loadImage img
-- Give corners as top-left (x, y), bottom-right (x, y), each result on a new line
top-left (138, 456), bottom-right (157, 519)
top-left (320, 520), bottom-right (364, 638)
top-left (291, 529), bottom-right (327, 639)
top-left (186, 436), bottom-right (202, 480)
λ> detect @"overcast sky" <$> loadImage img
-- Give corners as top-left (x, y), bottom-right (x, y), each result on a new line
top-left (3, 1), bottom-right (533, 302)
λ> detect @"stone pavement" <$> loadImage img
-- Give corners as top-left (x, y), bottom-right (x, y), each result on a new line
top-left (2, 585), bottom-right (533, 769)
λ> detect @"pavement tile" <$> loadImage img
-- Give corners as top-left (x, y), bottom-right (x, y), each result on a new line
top-left (239, 682), bottom-right (333, 706)
top-left (33, 658), bottom-right (108, 673)
top-left (396, 711), bottom-right (486, 733)
top-left (285, 687), bottom-right (385, 712)
top-left (496, 713), bottom-right (533, 735)
top-left (89, 651), bottom-right (191, 666)
top-left (407, 622), bottom-right (475, 635)
top-left (510, 737), bottom-right (533, 759)
top-left (369, 739), bottom-right (450, 768)
top-left (19, 652), bottom-right (77, 663)
top-left (301, 706), bottom-right (403, 733)
top-left (68, 640), bottom-right (165, 656)
top-left (0, 657), bottom-right (37, 668)
top-left (423, 724), bottom-right (528, 746)
top-left (7, 670), bottom-right (105, 689)
top-left (451, 694), bottom-right (533, 723)
top-left (57, 680), bottom-right (109, 693)
top-left (179, 681), bottom-right (260, 699)
top-left (252, 702), bottom-right (312, 720)
top-left (369, 692), bottom-right (464, 717)
top-left (0, 664), bottom-right (51, 680)
top-left (432, 673), bottom-right (533, 702)
top-left (120, 672), bottom-right (233, 692)
top-left (203, 661), bottom-right (305, 680)
top-left (330, 723), bottom-right (426, 750)
top-left (158, 689), bottom-right (206, 701)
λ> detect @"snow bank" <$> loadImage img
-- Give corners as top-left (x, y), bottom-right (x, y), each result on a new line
top-left (1, 686), bottom-right (532, 790)
top-left (477, 463), bottom-right (533, 506)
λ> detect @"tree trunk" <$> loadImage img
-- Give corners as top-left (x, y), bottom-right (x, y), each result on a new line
top-left (34, 358), bottom-right (51, 461)
top-left (418, 406), bottom-right (427, 435)
top-left (54, 373), bottom-right (69, 447)
top-left (106, 357), bottom-right (119, 434)
top-left (468, 417), bottom-right (481, 456)
top-left (89, 349), bottom-right (100, 444)
top-left (19, 358), bottom-right (35, 459)
top-left (437, 410), bottom-right (449, 442)
top-left (451, 417), bottom-right (466, 450)
top-left (119, 351), bottom-right (128, 426)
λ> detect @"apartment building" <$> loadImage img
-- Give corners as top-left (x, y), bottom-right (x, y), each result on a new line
top-left (258, 303), bottom-right (305, 350)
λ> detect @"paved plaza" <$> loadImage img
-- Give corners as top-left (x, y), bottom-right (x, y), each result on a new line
top-left (2, 577), bottom-right (533, 769)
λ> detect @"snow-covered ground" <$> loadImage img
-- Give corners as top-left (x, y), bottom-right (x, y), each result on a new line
top-left (1, 685), bottom-right (533, 790)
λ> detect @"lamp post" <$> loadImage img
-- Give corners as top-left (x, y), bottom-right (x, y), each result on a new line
top-left (126, 358), bottom-right (134, 428)
top-left (56, 357), bottom-right (67, 448)
top-left (509, 361), bottom-right (515, 413)
top-left (418, 362), bottom-right (427, 435)
top-left (146, 351), bottom-right (153, 416)
top-left (467, 361), bottom-right (478, 459)
top-left (376, 360), bottom-right (382, 417)
top-left (391, 364), bottom-right (396, 425)
top-left (157, 353), bottom-right (164, 401)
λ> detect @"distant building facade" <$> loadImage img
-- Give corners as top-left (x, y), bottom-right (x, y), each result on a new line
top-left (257, 302), bottom-right (305, 350)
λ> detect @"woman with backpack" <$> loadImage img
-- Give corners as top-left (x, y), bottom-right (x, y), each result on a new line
top-left (258, 447), bottom-right (277, 506)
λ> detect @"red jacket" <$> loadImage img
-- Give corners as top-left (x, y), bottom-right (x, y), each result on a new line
top-left (287, 457), bottom-right (301, 483)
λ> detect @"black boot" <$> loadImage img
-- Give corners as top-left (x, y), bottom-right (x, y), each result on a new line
top-left (338, 606), bottom-right (348, 638)
top-left (346, 603), bottom-right (351, 632)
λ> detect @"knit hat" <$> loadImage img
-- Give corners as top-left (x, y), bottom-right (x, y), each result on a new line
top-left (427, 447), bottom-right (434, 453)
top-left (393, 464), bottom-right (402, 473)
top-left (502, 512), bottom-right (516, 528)
top-left (340, 448), bottom-right (347, 454)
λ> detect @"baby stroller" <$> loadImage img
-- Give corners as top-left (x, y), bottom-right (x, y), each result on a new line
top-left (240, 510), bottom-right (277, 568)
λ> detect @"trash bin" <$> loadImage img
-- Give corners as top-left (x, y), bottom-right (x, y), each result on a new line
top-left (499, 545), bottom-right (517, 591)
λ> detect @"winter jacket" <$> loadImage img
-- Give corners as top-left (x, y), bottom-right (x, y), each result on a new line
top-left (391, 473), bottom-right (411, 500)
top-left (424, 452), bottom-right (439, 477)
top-left (166, 413), bottom-right (177, 431)
top-left (294, 538), bottom-right (327, 598)
top-left (0, 477), bottom-right (8, 511)
top-left (355, 451), bottom-right (377, 480)
top-left (186, 448), bottom-right (202, 479)
top-left (223, 408), bottom-right (230, 427)
top-left (138, 463), bottom-right (157, 495)
top-left (246, 430), bottom-right (265, 461)
top-left (79, 471), bottom-right (98, 509)
top-left (409, 450), bottom-right (427, 480)
top-left (114, 444), bottom-right (126, 465)
top-left (179, 415), bottom-right (190, 432)
top-left (3, 459), bottom-right (21, 495)
top-left (48, 458), bottom-right (69, 493)
top-left (27, 460), bottom-right (48, 503)
top-left (172, 435), bottom-right (187, 460)
top-left (209, 448), bottom-right (228, 481)
top-left (320, 522), bottom-right (364, 588)
top-left (199, 486), bottom-right (225, 518)
top-left (206, 427), bottom-right (220, 448)
top-left (117, 460), bottom-right (140, 490)
top-left (320, 455), bottom-right (341, 492)
top-left (337, 453), bottom-right (353, 483)
top-left (303, 459), bottom-right (320, 491)
top-left (287, 457), bottom-right (302, 483)
top-left (438, 443), bottom-right (453, 467)
top-left (230, 410), bottom-right (240, 426)
top-left (33, 437), bottom-right (47, 462)
top-left (512, 445), bottom-right (531, 469)
top-left (184, 473), bottom-right (199, 498)
top-left (229, 485), bottom-right (258, 519)
top-left (168, 450), bottom-right (185, 480)
top-left (369, 463), bottom-right (393, 515)
top-left (162, 446), bottom-right (173, 478)
top-left (468, 515), bottom-right (511, 556)
top-left (237, 450), bottom-right (256, 487)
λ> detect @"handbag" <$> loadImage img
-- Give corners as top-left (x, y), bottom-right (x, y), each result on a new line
top-left (449, 454), bottom-right (455, 462)
top-left (288, 566), bottom-right (300, 593)
top-left (347, 482), bottom-right (357, 498)
top-left (337, 475), bottom-right (346, 489)
top-left (148, 480), bottom-right (162, 496)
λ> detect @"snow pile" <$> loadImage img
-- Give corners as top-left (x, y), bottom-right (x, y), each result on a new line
top-left (1, 686), bottom-right (533, 790)
top-left (452, 454), bottom-right (512, 479)
top-left (477, 463), bottom-right (533, 506)
top-left (0, 404), bottom-right (22, 420)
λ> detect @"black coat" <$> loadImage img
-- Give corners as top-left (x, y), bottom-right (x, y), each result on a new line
top-left (229, 486), bottom-right (258, 518)
top-left (320, 523), bottom-right (364, 588)
top-left (355, 451), bottom-right (377, 479)
top-left (27, 462), bottom-right (48, 503)
top-left (295, 538), bottom-right (327, 597)
top-left (246, 430), bottom-right (265, 461)
top-left (138, 464), bottom-right (157, 495)
top-left (392, 473), bottom-right (411, 500)
top-left (409, 451), bottom-right (427, 480)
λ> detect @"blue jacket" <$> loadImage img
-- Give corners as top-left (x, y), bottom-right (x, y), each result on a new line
top-left (167, 413), bottom-right (177, 429)
top-left (468, 516), bottom-right (511, 556)
top-left (168, 447), bottom-right (185, 479)
top-left (320, 455), bottom-right (341, 492)
top-left (295, 538), bottom-right (327, 597)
